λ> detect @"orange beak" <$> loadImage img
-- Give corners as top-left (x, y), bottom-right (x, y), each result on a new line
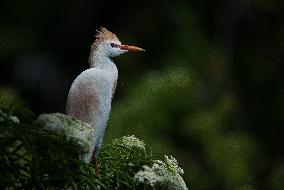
top-left (119, 44), bottom-right (145, 52)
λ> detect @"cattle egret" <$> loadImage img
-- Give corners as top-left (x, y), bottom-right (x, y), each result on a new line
top-left (66, 27), bottom-right (144, 166)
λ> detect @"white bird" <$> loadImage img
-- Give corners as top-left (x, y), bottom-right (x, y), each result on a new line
top-left (66, 27), bottom-right (144, 164)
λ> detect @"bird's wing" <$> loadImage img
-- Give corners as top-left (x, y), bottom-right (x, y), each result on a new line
top-left (66, 69), bottom-right (101, 124)
top-left (66, 68), bottom-right (116, 126)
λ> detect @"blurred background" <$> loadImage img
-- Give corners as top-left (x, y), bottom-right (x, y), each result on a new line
top-left (0, 0), bottom-right (283, 189)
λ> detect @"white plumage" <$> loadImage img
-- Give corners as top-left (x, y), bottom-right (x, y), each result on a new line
top-left (66, 27), bottom-right (144, 162)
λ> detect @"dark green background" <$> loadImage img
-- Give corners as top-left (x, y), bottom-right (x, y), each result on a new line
top-left (0, 0), bottom-right (283, 189)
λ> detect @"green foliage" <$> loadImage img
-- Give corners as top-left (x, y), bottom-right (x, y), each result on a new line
top-left (0, 98), bottom-right (188, 189)
top-left (98, 136), bottom-right (187, 189)
top-left (106, 65), bottom-right (259, 189)
top-left (0, 110), bottom-right (101, 189)
top-left (107, 67), bottom-right (200, 154)
top-left (98, 136), bottom-right (153, 189)
top-left (0, 88), bottom-right (34, 123)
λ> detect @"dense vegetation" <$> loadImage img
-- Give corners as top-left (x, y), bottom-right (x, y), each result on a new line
top-left (0, 96), bottom-right (187, 189)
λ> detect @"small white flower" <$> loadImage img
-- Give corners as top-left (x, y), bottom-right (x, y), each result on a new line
top-left (120, 135), bottom-right (145, 150)
top-left (9, 115), bottom-right (20, 124)
top-left (0, 109), bottom-right (20, 123)
top-left (165, 155), bottom-right (184, 175)
top-left (135, 155), bottom-right (188, 190)
top-left (134, 165), bottom-right (162, 187)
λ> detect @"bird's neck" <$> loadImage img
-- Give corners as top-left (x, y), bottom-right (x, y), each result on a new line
top-left (90, 51), bottom-right (117, 73)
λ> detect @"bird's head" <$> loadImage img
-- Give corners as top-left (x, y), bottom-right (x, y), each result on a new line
top-left (90, 27), bottom-right (144, 60)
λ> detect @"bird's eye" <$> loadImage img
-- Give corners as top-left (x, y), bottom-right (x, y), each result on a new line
top-left (111, 43), bottom-right (118, 48)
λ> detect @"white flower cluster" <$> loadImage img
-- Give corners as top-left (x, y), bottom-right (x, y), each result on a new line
top-left (120, 135), bottom-right (146, 151)
top-left (164, 155), bottom-right (184, 175)
top-left (0, 109), bottom-right (20, 124)
top-left (37, 113), bottom-right (94, 161)
top-left (135, 165), bottom-right (162, 187)
top-left (134, 155), bottom-right (188, 190)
